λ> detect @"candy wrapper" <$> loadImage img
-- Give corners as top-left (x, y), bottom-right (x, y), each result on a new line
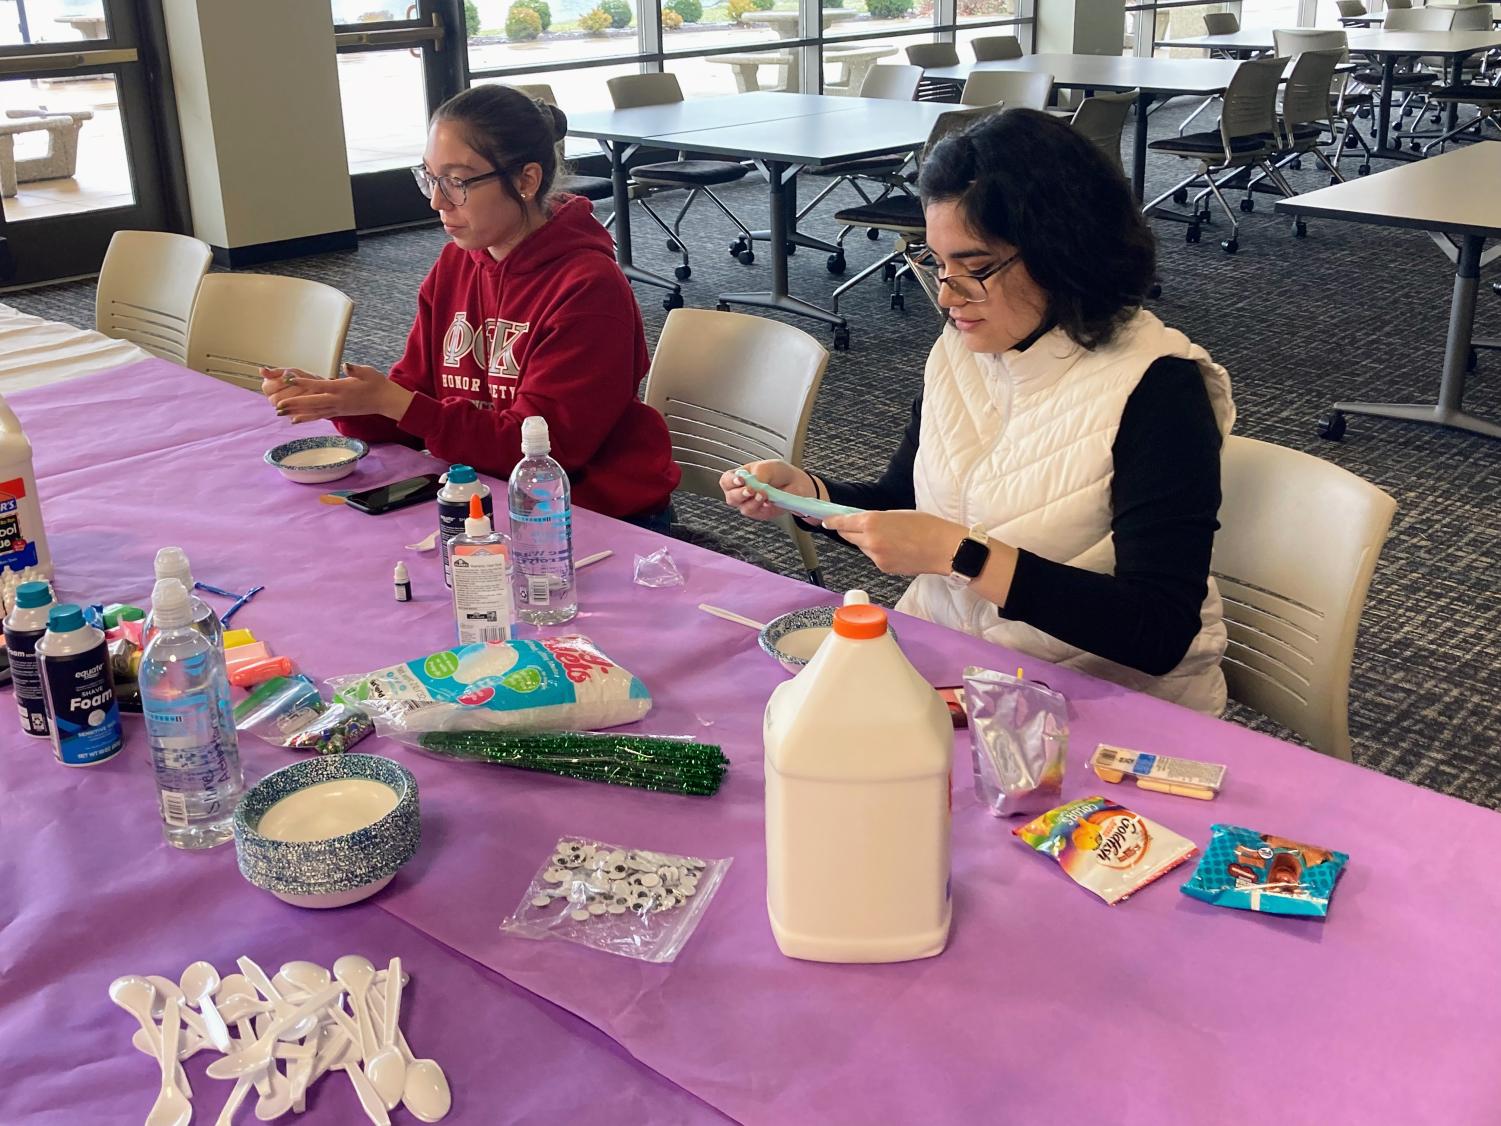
top-left (1180, 825), bottom-right (1349, 917)
top-left (330, 636), bottom-right (651, 743)
top-left (1014, 796), bottom-right (1196, 904)
top-left (235, 674), bottom-right (374, 754)
top-left (965, 666), bottom-right (1067, 817)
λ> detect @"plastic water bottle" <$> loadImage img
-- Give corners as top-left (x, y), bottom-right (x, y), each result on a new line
top-left (509, 416), bottom-right (576, 625)
top-left (139, 578), bottom-right (244, 849)
top-left (143, 546), bottom-right (223, 649)
top-left (763, 599), bottom-right (953, 963)
top-left (437, 465), bottom-right (492, 588)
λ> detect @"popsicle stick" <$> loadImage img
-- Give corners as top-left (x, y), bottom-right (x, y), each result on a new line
top-left (576, 550), bottom-right (613, 569)
top-left (697, 603), bottom-right (767, 631)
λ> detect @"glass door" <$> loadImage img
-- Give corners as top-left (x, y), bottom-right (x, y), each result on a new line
top-left (0, 0), bottom-right (176, 285)
top-left (333, 0), bottom-right (465, 229)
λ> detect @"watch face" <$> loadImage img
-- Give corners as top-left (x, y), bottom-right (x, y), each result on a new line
top-left (952, 536), bottom-right (991, 580)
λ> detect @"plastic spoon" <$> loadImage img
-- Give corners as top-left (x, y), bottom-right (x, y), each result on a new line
top-left (368, 985), bottom-right (450, 1123)
top-left (238, 955), bottom-right (317, 1038)
top-left (132, 1024), bottom-right (208, 1062)
top-left (108, 976), bottom-right (193, 1100)
top-left (333, 955), bottom-right (378, 1063)
top-left (146, 974), bottom-right (212, 1042)
top-left (279, 960), bottom-right (332, 996)
top-left (206, 982), bottom-right (344, 1080)
top-left (181, 960), bottom-right (234, 1052)
top-left (253, 1061), bottom-right (295, 1121)
top-left (364, 957), bottom-right (406, 1110)
top-left (330, 1030), bottom-right (391, 1126)
top-left (145, 996), bottom-right (191, 1126)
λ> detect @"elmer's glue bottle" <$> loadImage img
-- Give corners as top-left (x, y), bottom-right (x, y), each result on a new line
top-left (0, 392), bottom-right (52, 578)
top-left (37, 603), bottom-right (123, 767)
top-left (763, 599), bottom-right (953, 963)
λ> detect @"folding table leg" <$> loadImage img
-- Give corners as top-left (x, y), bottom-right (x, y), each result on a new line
top-left (602, 140), bottom-right (683, 310)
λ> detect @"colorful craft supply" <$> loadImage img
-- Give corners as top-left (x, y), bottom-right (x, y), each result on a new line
top-left (417, 730), bottom-right (729, 796)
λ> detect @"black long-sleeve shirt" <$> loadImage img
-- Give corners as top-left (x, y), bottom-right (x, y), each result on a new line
top-left (816, 356), bottom-right (1223, 677)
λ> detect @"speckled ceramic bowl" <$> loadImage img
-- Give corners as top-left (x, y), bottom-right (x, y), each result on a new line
top-left (264, 435), bottom-right (369, 484)
top-left (757, 606), bottom-right (898, 674)
top-left (234, 753), bottom-right (419, 908)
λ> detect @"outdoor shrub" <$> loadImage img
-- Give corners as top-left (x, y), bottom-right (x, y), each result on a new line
top-left (865, 0), bottom-right (913, 16)
top-left (662, 8), bottom-right (684, 27)
top-left (823, 0), bottom-right (844, 7)
top-left (505, 4), bottom-right (543, 40)
top-left (727, 0), bottom-right (756, 21)
top-left (512, 0), bottom-right (552, 29)
top-left (579, 6), bottom-right (612, 31)
top-left (600, 0), bottom-right (633, 26)
top-left (665, 0), bottom-right (703, 23)
top-left (462, 0), bottom-right (480, 32)
top-left (752, 0), bottom-right (776, 9)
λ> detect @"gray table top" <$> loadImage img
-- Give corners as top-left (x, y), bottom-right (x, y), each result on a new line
top-left (567, 91), bottom-right (848, 144)
top-left (923, 52), bottom-right (1244, 94)
top-left (1156, 28), bottom-right (1280, 51)
top-left (1275, 141), bottom-right (1501, 237)
top-left (648, 99), bottom-right (958, 165)
top-left (1344, 27), bottom-right (1501, 55)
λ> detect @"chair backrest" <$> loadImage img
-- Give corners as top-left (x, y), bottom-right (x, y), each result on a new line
top-left (185, 273), bottom-right (354, 389)
top-left (1335, 0), bottom-right (1366, 15)
top-left (1069, 91), bottom-right (1135, 172)
top-left (905, 43), bottom-right (961, 69)
top-left (1450, 4), bottom-right (1492, 29)
top-left (859, 63), bottom-right (922, 101)
top-left (94, 230), bottom-right (212, 365)
top-left (1219, 55), bottom-right (1288, 143)
top-left (1279, 49), bottom-right (1344, 133)
top-left (1213, 436), bottom-right (1396, 761)
top-left (607, 72), bottom-right (684, 109)
top-left (1203, 12), bottom-right (1240, 34)
top-left (1273, 28), bottom-right (1349, 57)
top-left (643, 308), bottom-right (828, 502)
top-left (960, 69), bottom-right (1054, 108)
top-left (1385, 0), bottom-right (1411, 8)
top-left (922, 104), bottom-right (1004, 160)
top-left (970, 34), bottom-right (1023, 61)
top-left (1385, 6), bottom-right (1452, 29)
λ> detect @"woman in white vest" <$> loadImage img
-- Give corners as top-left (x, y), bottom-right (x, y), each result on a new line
top-left (720, 109), bottom-right (1236, 714)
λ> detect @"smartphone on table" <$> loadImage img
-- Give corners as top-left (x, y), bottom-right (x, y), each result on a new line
top-left (343, 473), bottom-right (444, 515)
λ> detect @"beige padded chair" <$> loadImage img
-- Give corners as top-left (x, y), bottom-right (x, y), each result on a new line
top-left (1068, 91), bottom-right (1136, 173)
top-left (1214, 436), bottom-right (1396, 761)
top-left (185, 273), bottom-right (354, 390)
top-left (94, 230), bottom-right (212, 365)
top-left (960, 69), bottom-right (1054, 109)
top-left (905, 43), bottom-right (961, 69)
top-left (1202, 11), bottom-right (1240, 34)
top-left (644, 309), bottom-right (830, 585)
top-left (970, 35), bottom-right (1023, 62)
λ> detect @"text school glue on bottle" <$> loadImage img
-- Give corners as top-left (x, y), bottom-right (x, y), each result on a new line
top-left (764, 600), bottom-right (953, 963)
top-left (0, 392), bottom-right (53, 578)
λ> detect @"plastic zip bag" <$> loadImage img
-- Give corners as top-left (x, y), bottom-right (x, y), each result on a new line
top-left (964, 666), bottom-right (1068, 817)
top-left (501, 837), bottom-right (731, 963)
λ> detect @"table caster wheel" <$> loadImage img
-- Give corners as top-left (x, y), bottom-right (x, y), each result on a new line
top-left (1358, 163), bottom-right (1371, 175)
top-left (832, 325), bottom-right (851, 351)
top-left (666, 239), bottom-right (681, 253)
top-left (674, 264), bottom-right (692, 281)
top-left (1186, 224), bottom-right (1201, 244)
top-left (715, 301), bottom-right (731, 312)
top-left (826, 252), bottom-right (846, 275)
top-left (663, 291), bottom-right (684, 311)
top-left (882, 261), bottom-right (897, 282)
top-left (785, 242), bottom-right (797, 256)
top-left (1344, 132), bottom-right (1359, 148)
top-left (1492, 280), bottom-right (1501, 297)
top-left (1240, 198), bottom-right (1254, 213)
top-left (890, 293), bottom-right (905, 311)
top-left (1289, 157), bottom-right (1302, 171)
top-left (1317, 410), bottom-right (1346, 441)
top-left (1172, 187), bottom-right (1189, 205)
top-left (728, 238), bottom-right (747, 258)
top-left (866, 227), bottom-right (880, 240)
top-left (737, 249), bottom-right (755, 266)
top-left (1147, 282), bottom-right (1163, 299)
top-left (1220, 237), bottom-right (1238, 254)
top-left (1357, 107), bottom-right (1371, 119)
top-left (1293, 220), bottom-right (1307, 239)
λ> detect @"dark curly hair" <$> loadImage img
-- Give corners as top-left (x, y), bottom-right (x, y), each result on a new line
top-left (432, 85), bottom-right (568, 207)
top-left (917, 108), bottom-right (1156, 350)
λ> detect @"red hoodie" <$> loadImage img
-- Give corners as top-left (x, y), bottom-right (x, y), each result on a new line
top-left (335, 194), bottom-right (680, 518)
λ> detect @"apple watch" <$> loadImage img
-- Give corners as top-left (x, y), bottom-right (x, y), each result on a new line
top-left (948, 525), bottom-right (991, 588)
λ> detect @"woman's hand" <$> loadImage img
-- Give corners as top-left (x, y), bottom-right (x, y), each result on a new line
top-left (719, 459), bottom-right (816, 522)
top-left (821, 510), bottom-right (967, 576)
top-left (259, 364), bottom-right (413, 424)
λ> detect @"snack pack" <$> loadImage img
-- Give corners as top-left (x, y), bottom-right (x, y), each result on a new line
top-left (330, 636), bottom-right (651, 742)
top-left (1013, 796), bottom-right (1196, 904)
top-left (1180, 824), bottom-right (1349, 917)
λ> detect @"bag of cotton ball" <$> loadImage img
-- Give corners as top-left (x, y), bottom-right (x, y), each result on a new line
top-left (329, 636), bottom-right (652, 741)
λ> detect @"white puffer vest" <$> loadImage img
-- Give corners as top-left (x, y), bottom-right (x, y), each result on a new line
top-left (896, 310), bottom-right (1236, 715)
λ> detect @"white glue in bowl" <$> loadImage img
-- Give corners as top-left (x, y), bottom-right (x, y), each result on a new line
top-left (758, 606), bottom-right (898, 674)
top-left (264, 436), bottom-right (369, 484)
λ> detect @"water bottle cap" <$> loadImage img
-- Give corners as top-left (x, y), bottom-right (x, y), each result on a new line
top-left (520, 415), bottom-right (550, 455)
top-left (13, 580), bottom-right (53, 609)
top-left (832, 604), bottom-right (887, 640)
top-left (447, 464), bottom-right (477, 484)
top-left (154, 546), bottom-right (193, 585)
top-left (47, 603), bottom-right (85, 633)
top-left (150, 578), bottom-right (194, 629)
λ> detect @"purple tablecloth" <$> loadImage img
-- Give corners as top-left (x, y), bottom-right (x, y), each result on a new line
top-left (3, 359), bottom-right (1499, 1125)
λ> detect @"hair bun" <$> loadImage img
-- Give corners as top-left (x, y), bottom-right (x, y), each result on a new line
top-left (544, 101), bottom-right (568, 142)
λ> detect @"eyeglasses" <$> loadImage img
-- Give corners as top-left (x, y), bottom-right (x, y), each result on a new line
top-left (411, 164), bottom-right (509, 206)
top-left (907, 248), bottom-right (1021, 305)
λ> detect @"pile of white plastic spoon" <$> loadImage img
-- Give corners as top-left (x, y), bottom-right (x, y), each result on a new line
top-left (107, 954), bottom-right (451, 1125)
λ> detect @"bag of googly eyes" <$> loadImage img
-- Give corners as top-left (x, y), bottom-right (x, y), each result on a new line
top-left (501, 837), bottom-right (732, 963)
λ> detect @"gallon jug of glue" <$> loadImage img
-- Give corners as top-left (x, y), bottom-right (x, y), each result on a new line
top-left (763, 593), bottom-right (953, 963)
top-left (0, 392), bottom-right (52, 579)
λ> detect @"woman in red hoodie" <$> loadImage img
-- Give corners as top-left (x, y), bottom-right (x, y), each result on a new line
top-left (261, 85), bottom-right (681, 528)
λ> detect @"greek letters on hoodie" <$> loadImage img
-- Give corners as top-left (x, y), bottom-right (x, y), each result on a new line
top-left (335, 193), bottom-right (680, 519)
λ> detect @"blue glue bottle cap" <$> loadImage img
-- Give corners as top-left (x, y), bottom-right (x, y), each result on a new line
top-left (447, 464), bottom-right (477, 484)
top-left (14, 581), bottom-right (52, 609)
top-left (48, 604), bottom-right (86, 632)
